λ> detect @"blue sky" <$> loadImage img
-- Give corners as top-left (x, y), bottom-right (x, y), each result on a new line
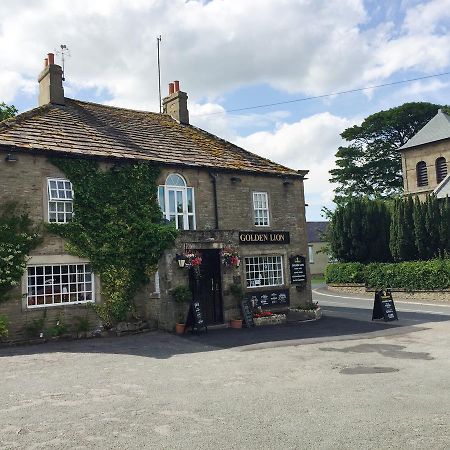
top-left (1, 0), bottom-right (450, 220)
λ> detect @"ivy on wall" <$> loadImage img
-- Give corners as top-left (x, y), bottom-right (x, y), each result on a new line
top-left (0, 202), bottom-right (41, 303)
top-left (47, 158), bottom-right (178, 327)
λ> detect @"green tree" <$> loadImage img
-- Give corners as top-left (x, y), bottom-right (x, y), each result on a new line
top-left (0, 102), bottom-right (18, 121)
top-left (424, 195), bottom-right (440, 258)
top-left (329, 102), bottom-right (445, 204)
top-left (329, 197), bottom-right (391, 263)
top-left (393, 196), bottom-right (416, 261)
top-left (413, 196), bottom-right (427, 258)
top-left (0, 202), bottom-right (41, 302)
top-left (438, 196), bottom-right (450, 255)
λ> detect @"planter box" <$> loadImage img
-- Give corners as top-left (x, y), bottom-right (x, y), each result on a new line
top-left (288, 307), bottom-right (322, 321)
top-left (254, 314), bottom-right (286, 327)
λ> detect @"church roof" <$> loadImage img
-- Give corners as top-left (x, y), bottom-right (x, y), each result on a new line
top-left (400, 109), bottom-right (450, 150)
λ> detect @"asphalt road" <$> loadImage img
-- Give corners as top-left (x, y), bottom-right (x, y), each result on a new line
top-left (313, 284), bottom-right (450, 326)
top-left (0, 287), bottom-right (449, 449)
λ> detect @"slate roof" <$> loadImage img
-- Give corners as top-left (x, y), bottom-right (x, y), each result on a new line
top-left (434, 174), bottom-right (450, 198)
top-left (400, 109), bottom-right (450, 150)
top-left (0, 98), bottom-right (303, 177)
top-left (307, 221), bottom-right (329, 242)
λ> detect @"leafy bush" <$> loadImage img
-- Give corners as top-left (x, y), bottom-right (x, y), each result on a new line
top-left (46, 317), bottom-right (69, 337)
top-left (325, 262), bottom-right (365, 284)
top-left (365, 259), bottom-right (450, 291)
top-left (228, 283), bottom-right (243, 299)
top-left (326, 259), bottom-right (450, 291)
top-left (0, 315), bottom-right (8, 339)
top-left (24, 318), bottom-right (45, 338)
top-left (0, 202), bottom-right (41, 302)
top-left (74, 316), bottom-right (90, 335)
top-left (171, 285), bottom-right (192, 304)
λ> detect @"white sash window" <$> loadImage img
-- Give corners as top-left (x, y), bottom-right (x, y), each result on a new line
top-left (158, 174), bottom-right (196, 230)
top-left (47, 178), bottom-right (74, 223)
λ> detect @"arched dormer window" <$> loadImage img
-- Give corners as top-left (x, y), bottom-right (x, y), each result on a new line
top-left (158, 174), bottom-right (196, 230)
top-left (416, 161), bottom-right (428, 187)
top-left (436, 157), bottom-right (448, 184)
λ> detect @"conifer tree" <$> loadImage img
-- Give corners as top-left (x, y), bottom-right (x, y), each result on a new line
top-left (413, 196), bottom-right (427, 258)
top-left (389, 198), bottom-right (400, 261)
top-left (424, 195), bottom-right (440, 258)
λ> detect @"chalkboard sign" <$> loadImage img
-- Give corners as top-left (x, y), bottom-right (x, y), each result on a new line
top-left (372, 289), bottom-right (398, 322)
top-left (186, 300), bottom-right (208, 333)
top-left (241, 299), bottom-right (254, 328)
top-left (290, 255), bottom-right (307, 284)
top-left (246, 289), bottom-right (290, 308)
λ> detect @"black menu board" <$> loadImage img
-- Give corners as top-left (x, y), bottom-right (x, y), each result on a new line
top-left (241, 299), bottom-right (254, 328)
top-left (372, 289), bottom-right (398, 321)
top-left (186, 300), bottom-right (208, 333)
top-left (290, 255), bottom-right (307, 284)
top-left (246, 289), bottom-right (290, 308)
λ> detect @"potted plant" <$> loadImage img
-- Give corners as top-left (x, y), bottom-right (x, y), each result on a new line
top-left (171, 285), bottom-right (192, 334)
top-left (230, 318), bottom-right (243, 329)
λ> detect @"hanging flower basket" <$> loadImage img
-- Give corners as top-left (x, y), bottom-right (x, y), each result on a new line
top-left (220, 246), bottom-right (240, 268)
top-left (180, 250), bottom-right (202, 278)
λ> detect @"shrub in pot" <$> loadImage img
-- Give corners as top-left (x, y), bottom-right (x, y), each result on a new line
top-left (171, 285), bottom-right (192, 333)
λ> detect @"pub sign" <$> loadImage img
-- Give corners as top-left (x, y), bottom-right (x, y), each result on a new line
top-left (289, 255), bottom-right (307, 284)
top-left (239, 231), bottom-right (290, 245)
top-left (246, 289), bottom-right (290, 307)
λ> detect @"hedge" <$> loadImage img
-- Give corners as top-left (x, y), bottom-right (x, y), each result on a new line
top-left (324, 262), bottom-right (365, 284)
top-left (325, 259), bottom-right (450, 291)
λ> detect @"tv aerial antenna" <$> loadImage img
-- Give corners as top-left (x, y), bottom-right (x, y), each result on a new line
top-left (56, 44), bottom-right (70, 81)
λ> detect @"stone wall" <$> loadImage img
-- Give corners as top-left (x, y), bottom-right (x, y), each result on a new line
top-left (0, 151), bottom-right (311, 339)
top-left (401, 139), bottom-right (450, 197)
top-left (328, 285), bottom-right (450, 303)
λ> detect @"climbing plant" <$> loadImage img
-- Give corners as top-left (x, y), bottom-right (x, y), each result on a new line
top-left (0, 202), bottom-right (41, 302)
top-left (47, 158), bottom-right (178, 327)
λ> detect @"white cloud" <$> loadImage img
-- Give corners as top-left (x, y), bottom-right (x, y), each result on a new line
top-left (2, 0), bottom-right (450, 220)
top-left (1, 0), bottom-right (450, 110)
top-left (233, 112), bottom-right (355, 210)
top-left (234, 112), bottom-right (352, 170)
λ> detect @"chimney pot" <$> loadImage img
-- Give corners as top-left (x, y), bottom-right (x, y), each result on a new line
top-left (38, 52), bottom-right (64, 106)
top-left (162, 80), bottom-right (189, 125)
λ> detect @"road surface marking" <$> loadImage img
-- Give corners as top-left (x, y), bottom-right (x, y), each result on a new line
top-left (313, 289), bottom-right (450, 308)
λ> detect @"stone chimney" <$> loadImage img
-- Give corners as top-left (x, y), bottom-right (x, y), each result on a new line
top-left (162, 80), bottom-right (189, 124)
top-left (38, 53), bottom-right (65, 106)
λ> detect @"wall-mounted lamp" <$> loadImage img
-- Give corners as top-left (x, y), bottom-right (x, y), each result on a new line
top-left (175, 254), bottom-right (186, 268)
top-left (282, 178), bottom-right (293, 186)
top-left (5, 153), bottom-right (17, 162)
top-left (230, 176), bottom-right (241, 183)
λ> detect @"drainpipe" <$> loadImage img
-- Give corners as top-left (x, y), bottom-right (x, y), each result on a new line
top-left (209, 172), bottom-right (219, 229)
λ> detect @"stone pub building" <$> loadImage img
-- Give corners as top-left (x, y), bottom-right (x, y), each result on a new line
top-left (0, 54), bottom-right (311, 339)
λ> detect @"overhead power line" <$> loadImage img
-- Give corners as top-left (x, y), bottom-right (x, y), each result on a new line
top-left (191, 71), bottom-right (450, 117)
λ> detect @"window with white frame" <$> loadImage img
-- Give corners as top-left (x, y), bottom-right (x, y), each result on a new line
top-left (158, 174), bottom-right (195, 230)
top-left (308, 245), bottom-right (314, 264)
top-left (245, 255), bottom-right (284, 288)
top-left (47, 178), bottom-right (74, 223)
top-left (253, 192), bottom-right (269, 226)
top-left (27, 263), bottom-right (94, 308)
